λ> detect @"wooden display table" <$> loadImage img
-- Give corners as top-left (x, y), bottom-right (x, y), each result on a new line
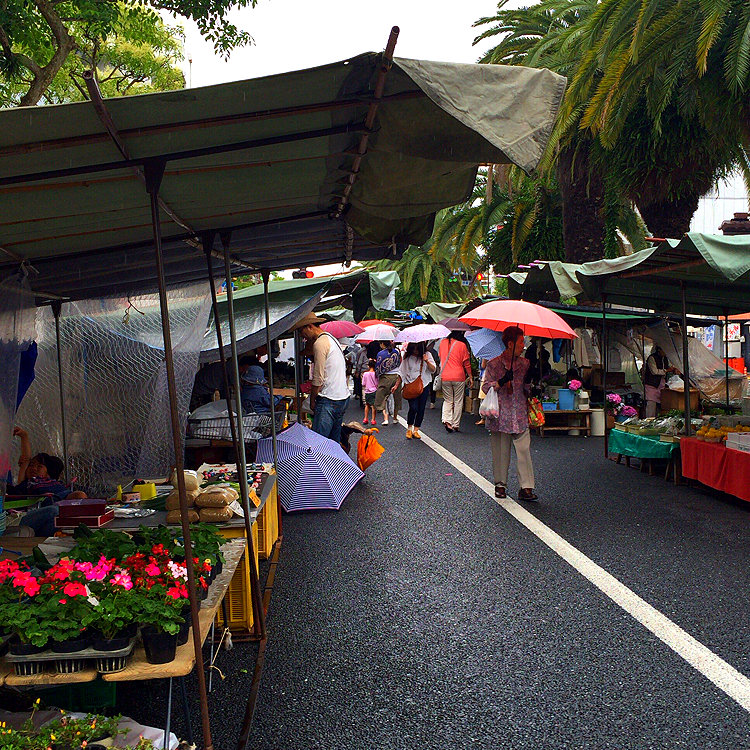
top-left (538, 409), bottom-right (592, 437)
top-left (0, 538), bottom-right (246, 687)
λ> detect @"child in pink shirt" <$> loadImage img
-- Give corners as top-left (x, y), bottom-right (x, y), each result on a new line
top-left (361, 359), bottom-right (378, 425)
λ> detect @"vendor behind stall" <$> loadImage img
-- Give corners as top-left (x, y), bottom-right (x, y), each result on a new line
top-left (8, 427), bottom-right (86, 536)
top-left (241, 364), bottom-right (282, 414)
top-left (643, 346), bottom-right (677, 417)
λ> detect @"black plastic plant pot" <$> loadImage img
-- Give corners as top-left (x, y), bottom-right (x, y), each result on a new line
top-left (121, 622), bottom-right (139, 638)
top-left (177, 618), bottom-right (190, 646)
top-left (51, 633), bottom-right (90, 654)
top-left (9, 638), bottom-right (47, 656)
top-left (213, 559), bottom-right (223, 578)
top-left (142, 627), bottom-right (177, 664)
top-left (92, 633), bottom-right (131, 652)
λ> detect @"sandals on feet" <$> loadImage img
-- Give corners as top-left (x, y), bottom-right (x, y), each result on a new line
top-left (518, 489), bottom-right (538, 502)
top-left (495, 486), bottom-right (506, 499)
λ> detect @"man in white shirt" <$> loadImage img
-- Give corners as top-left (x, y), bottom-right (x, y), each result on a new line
top-left (291, 313), bottom-right (350, 443)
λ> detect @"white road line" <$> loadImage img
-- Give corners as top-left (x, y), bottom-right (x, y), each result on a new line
top-left (399, 417), bottom-right (750, 713)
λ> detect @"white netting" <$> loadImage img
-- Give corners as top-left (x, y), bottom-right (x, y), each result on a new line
top-left (16, 283), bottom-right (211, 496)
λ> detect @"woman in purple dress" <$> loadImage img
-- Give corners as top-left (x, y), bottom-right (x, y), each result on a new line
top-left (482, 326), bottom-right (537, 502)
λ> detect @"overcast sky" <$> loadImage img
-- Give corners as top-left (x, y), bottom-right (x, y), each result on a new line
top-left (176, 0), bottom-right (497, 88)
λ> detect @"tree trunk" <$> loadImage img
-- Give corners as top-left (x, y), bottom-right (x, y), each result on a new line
top-left (637, 193), bottom-right (700, 240)
top-left (557, 142), bottom-right (607, 263)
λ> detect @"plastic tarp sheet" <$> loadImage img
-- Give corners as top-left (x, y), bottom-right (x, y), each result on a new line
top-left (0, 275), bottom-right (35, 481)
top-left (16, 283), bottom-right (211, 495)
top-left (415, 302), bottom-right (467, 323)
top-left (617, 321), bottom-right (745, 404)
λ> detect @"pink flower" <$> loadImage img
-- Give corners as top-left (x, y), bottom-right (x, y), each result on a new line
top-left (23, 578), bottom-right (40, 597)
top-left (568, 379), bottom-right (583, 391)
top-left (63, 582), bottom-right (87, 597)
top-left (144, 563), bottom-right (161, 577)
top-left (111, 571), bottom-right (133, 590)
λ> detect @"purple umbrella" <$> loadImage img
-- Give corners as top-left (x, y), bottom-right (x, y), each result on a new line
top-left (438, 317), bottom-right (472, 331)
top-left (256, 423), bottom-right (363, 511)
top-left (394, 323), bottom-right (451, 343)
top-left (320, 320), bottom-right (365, 338)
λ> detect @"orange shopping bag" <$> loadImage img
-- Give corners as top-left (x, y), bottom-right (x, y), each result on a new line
top-left (357, 433), bottom-right (384, 471)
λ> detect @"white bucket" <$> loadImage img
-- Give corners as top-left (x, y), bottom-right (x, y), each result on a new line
top-left (591, 408), bottom-right (606, 437)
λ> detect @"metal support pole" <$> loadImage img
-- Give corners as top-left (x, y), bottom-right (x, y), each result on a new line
top-left (179, 676), bottom-right (194, 747)
top-left (145, 160), bottom-right (213, 750)
top-left (293, 330), bottom-right (302, 424)
top-left (221, 239), bottom-right (266, 642)
top-left (163, 677), bottom-right (173, 750)
top-left (51, 301), bottom-right (69, 484)
top-left (262, 270), bottom-right (282, 541)
top-left (680, 282), bottom-right (692, 435)
top-left (203, 240), bottom-right (240, 453)
top-left (724, 312), bottom-right (730, 410)
top-left (601, 293), bottom-right (608, 457)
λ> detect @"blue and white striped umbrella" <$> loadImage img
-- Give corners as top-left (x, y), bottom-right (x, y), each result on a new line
top-left (256, 423), bottom-right (364, 512)
top-left (466, 328), bottom-right (506, 361)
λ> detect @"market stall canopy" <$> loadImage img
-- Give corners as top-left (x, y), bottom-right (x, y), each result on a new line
top-left (415, 301), bottom-right (468, 323)
top-left (507, 262), bottom-right (584, 302)
top-left (0, 51), bottom-right (565, 302)
top-left (200, 268), bottom-right (398, 362)
top-left (575, 234), bottom-right (750, 315)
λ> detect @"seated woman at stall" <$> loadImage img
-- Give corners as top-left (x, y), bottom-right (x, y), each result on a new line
top-left (241, 364), bottom-right (282, 414)
top-left (9, 427), bottom-right (86, 536)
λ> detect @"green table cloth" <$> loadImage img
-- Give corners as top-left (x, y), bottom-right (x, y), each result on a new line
top-left (608, 430), bottom-right (678, 459)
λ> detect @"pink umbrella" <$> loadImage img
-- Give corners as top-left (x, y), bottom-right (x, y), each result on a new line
top-left (320, 320), bottom-right (365, 338)
top-left (459, 300), bottom-right (577, 339)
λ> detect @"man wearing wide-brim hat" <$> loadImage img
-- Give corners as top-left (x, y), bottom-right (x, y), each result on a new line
top-left (290, 313), bottom-right (350, 443)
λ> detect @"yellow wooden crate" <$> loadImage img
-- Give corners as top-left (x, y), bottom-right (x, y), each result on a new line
top-left (256, 484), bottom-right (279, 559)
top-left (217, 522), bottom-right (258, 633)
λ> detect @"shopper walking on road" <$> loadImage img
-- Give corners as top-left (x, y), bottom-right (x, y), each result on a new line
top-left (292, 313), bottom-right (350, 444)
top-left (483, 326), bottom-right (537, 502)
top-left (438, 331), bottom-right (472, 432)
top-left (374, 340), bottom-right (402, 425)
top-left (400, 342), bottom-right (436, 440)
top-left (361, 359), bottom-right (378, 425)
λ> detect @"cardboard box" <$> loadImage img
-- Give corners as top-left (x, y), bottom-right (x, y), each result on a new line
top-left (55, 510), bottom-right (114, 530)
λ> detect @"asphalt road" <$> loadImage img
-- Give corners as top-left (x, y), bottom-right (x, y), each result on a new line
top-left (117, 403), bottom-right (750, 749)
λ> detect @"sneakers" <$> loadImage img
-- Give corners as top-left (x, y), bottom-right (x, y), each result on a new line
top-left (412, 428), bottom-right (421, 440)
top-left (382, 417), bottom-right (389, 425)
top-left (405, 429), bottom-right (413, 439)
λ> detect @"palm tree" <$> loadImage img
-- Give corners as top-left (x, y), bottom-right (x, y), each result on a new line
top-left (476, 0), bottom-right (748, 243)
top-left (561, 0), bottom-right (749, 234)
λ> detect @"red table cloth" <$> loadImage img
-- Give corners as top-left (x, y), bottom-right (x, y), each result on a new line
top-left (681, 437), bottom-right (750, 503)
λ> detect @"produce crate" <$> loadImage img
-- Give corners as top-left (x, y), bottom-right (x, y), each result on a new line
top-left (217, 522), bottom-right (259, 633)
top-left (256, 485), bottom-right (279, 560)
top-left (542, 402), bottom-right (557, 411)
top-left (188, 408), bottom-right (286, 441)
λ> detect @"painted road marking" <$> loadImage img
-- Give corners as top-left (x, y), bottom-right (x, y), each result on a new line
top-left (398, 417), bottom-right (750, 713)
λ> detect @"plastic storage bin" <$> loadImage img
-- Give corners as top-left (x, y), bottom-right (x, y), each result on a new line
top-left (558, 388), bottom-right (575, 410)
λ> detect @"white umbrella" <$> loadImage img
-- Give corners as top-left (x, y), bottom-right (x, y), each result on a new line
top-left (394, 323), bottom-right (451, 343)
top-left (354, 324), bottom-right (397, 343)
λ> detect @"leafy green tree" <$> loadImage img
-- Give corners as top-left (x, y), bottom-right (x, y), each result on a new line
top-left (0, 1), bottom-right (254, 107)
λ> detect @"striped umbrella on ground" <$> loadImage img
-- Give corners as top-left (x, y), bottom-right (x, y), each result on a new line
top-left (256, 423), bottom-right (364, 511)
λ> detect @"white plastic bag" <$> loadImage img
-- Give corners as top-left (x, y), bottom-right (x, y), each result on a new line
top-left (479, 387), bottom-right (499, 419)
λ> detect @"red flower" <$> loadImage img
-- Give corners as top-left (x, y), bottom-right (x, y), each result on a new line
top-left (144, 562), bottom-right (161, 577)
top-left (59, 598), bottom-right (68, 604)
top-left (166, 584), bottom-right (188, 599)
top-left (63, 582), bottom-right (87, 597)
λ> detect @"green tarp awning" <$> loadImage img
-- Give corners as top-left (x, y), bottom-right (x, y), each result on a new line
top-left (415, 301), bottom-right (468, 322)
top-left (200, 268), bottom-right (399, 361)
top-left (0, 54), bottom-right (565, 302)
top-left (576, 234), bottom-right (750, 315)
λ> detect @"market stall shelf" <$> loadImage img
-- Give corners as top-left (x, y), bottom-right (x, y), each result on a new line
top-left (0, 538), bottom-right (246, 688)
top-left (537, 410), bottom-right (592, 437)
top-left (681, 437), bottom-right (750, 504)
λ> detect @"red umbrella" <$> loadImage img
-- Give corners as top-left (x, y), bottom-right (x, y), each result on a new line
top-left (459, 300), bottom-right (577, 339)
top-left (358, 319), bottom-right (396, 328)
top-left (320, 320), bottom-right (365, 338)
